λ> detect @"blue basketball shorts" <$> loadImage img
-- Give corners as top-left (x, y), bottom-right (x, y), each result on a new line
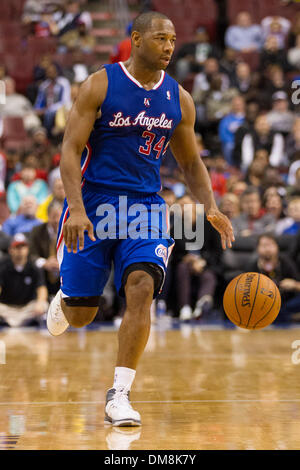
top-left (56, 183), bottom-right (175, 299)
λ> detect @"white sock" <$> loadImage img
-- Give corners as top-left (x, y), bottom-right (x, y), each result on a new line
top-left (113, 367), bottom-right (136, 391)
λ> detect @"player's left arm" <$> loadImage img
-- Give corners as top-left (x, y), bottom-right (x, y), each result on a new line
top-left (170, 86), bottom-right (235, 250)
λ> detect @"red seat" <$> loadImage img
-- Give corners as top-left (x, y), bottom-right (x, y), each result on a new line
top-left (27, 36), bottom-right (58, 58)
top-left (0, 22), bottom-right (23, 37)
top-left (1, 117), bottom-right (32, 151)
top-left (236, 51), bottom-right (260, 72)
top-left (4, 54), bottom-right (34, 94)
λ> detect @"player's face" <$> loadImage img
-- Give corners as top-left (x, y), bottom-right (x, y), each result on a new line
top-left (139, 19), bottom-right (176, 69)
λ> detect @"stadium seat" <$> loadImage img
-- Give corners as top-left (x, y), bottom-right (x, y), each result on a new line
top-left (1, 117), bottom-right (32, 151)
top-left (4, 54), bottom-right (34, 93)
top-left (26, 36), bottom-right (58, 57)
top-left (236, 51), bottom-right (260, 71)
top-left (0, 22), bottom-right (23, 37)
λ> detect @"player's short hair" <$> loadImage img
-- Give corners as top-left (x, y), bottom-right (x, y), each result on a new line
top-left (132, 11), bottom-right (171, 34)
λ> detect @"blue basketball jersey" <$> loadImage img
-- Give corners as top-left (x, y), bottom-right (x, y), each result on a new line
top-left (80, 62), bottom-right (182, 194)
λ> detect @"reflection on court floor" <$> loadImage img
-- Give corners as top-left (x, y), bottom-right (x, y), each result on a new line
top-left (0, 324), bottom-right (300, 450)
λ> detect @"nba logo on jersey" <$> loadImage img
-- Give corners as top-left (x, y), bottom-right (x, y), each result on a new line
top-left (144, 98), bottom-right (151, 107)
top-left (166, 91), bottom-right (171, 100)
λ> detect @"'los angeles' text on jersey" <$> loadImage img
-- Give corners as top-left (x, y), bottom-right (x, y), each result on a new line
top-left (80, 62), bottom-right (182, 195)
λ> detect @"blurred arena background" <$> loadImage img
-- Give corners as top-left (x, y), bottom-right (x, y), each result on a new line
top-left (1, 0), bottom-right (300, 451)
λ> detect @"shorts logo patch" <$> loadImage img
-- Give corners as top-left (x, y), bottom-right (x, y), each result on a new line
top-left (155, 244), bottom-right (167, 265)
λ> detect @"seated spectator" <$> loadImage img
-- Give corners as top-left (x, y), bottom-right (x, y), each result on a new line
top-left (192, 57), bottom-right (230, 106)
top-left (29, 199), bottom-right (63, 296)
top-left (203, 74), bottom-right (239, 124)
top-left (232, 100), bottom-right (260, 168)
top-left (219, 48), bottom-right (239, 83)
top-left (59, 20), bottom-right (95, 54)
top-left (2, 195), bottom-right (42, 236)
top-left (209, 155), bottom-right (228, 201)
top-left (36, 177), bottom-right (65, 222)
top-left (263, 190), bottom-right (286, 234)
top-left (266, 91), bottom-right (295, 135)
top-left (110, 22), bottom-right (132, 64)
top-left (276, 197), bottom-right (300, 235)
top-left (1, 77), bottom-right (41, 132)
top-left (232, 186), bottom-right (275, 236)
top-left (0, 233), bottom-right (48, 327)
top-left (225, 11), bottom-right (263, 52)
top-left (246, 233), bottom-right (300, 323)
top-left (230, 62), bottom-right (257, 97)
top-left (51, 0), bottom-right (92, 37)
top-left (175, 27), bottom-right (221, 82)
top-left (261, 166), bottom-right (286, 194)
top-left (6, 164), bottom-right (49, 214)
top-left (11, 150), bottom-right (48, 183)
top-left (261, 16), bottom-right (291, 49)
top-left (170, 195), bottom-right (218, 321)
top-left (219, 192), bottom-right (240, 220)
top-left (245, 159), bottom-right (268, 188)
top-left (261, 64), bottom-right (289, 109)
top-left (239, 114), bottom-right (286, 172)
top-left (34, 63), bottom-right (71, 137)
top-left (52, 83), bottom-right (80, 138)
top-left (260, 35), bottom-right (290, 72)
top-left (218, 95), bottom-right (245, 165)
top-left (288, 34), bottom-right (300, 69)
top-left (286, 118), bottom-right (300, 163)
top-left (287, 166), bottom-right (300, 197)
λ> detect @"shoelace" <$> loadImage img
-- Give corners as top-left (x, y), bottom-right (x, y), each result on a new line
top-left (110, 388), bottom-right (132, 409)
top-left (52, 299), bottom-right (64, 322)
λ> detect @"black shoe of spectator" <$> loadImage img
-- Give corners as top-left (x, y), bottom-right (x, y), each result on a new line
top-left (0, 316), bottom-right (10, 327)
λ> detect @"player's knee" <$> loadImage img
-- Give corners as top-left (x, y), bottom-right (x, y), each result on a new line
top-left (62, 302), bottom-right (98, 328)
top-left (125, 271), bottom-right (154, 312)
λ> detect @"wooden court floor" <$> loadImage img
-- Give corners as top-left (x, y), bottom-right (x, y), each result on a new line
top-left (0, 324), bottom-right (300, 450)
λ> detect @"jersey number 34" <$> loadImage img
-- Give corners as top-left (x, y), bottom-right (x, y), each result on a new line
top-left (139, 131), bottom-right (169, 159)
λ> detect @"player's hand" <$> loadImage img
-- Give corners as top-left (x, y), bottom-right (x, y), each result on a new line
top-left (63, 211), bottom-right (96, 253)
top-left (207, 208), bottom-right (235, 250)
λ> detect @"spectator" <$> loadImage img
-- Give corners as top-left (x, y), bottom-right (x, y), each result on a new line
top-left (288, 166), bottom-right (300, 197)
top-left (59, 19), bottom-right (95, 54)
top-left (203, 74), bottom-right (238, 125)
top-left (288, 11), bottom-right (300, 48)
top-left (266, 91), bottom-right (295, 135)
top-left (246, 233), bottom-right (300, 323)
top-left (263, 190), bottom-right (286, 234)
top-left (0, 233), bottom-right (48, 327)
top-left (175, 27), bottom-right (221, 82)
top-left (239, 114), bottom-right (286, 172)
top-left (232, 186), bottom-right (275, 236)
top-left (209, 155), bottom-right (228, 201)
top-left (34, 63), bottom-right (71, 136)
top-left (286, 118), bottom-right (300, 163)
top-left (1, 77), bottom-right (41, 132)
top-left (260, 35), bottom-right (290, 72)
top-left (36, 177), bottom-right (65, 222)
top-left (219, 48), bottom-right (239, 83)
top-left (288, 34), bottom-right (300, 69)
top-left (261, 64), bottom-right (289, 108)
top-left (245, 159), bottom-right (268, 188)
top-left (110, 22), bottom-right (132, 64)
top-left (52, 0), bottom-right (92, 37)
top-left (11, 150), bottom-right (48, 183)
top-left (6, 164), bottom-right (49, 214)
top-left (2, 195), bottom-right (42, 236)
top-left (261, 16), bottom-right (291, 49)
top-left (29, 199), bottom-right (63, 296)
top-left (231, 62), bottom-right (256, 97)
top-left (225, 11), bottom-right (262, 52)
top-left (277, 197), bottom-right (300, 235)
top-left (219, 192), bottom-right (240, 220)
top-left (52, 83), bottom-right (80, 138)
top-left (218, 95), bottom-right (245, 165)
top-left (171, 195), bottom-right (217, 321)
top-left (232, 100), bottom-right (260, 168)
top-left (192, 57), bottom-right (229, 106)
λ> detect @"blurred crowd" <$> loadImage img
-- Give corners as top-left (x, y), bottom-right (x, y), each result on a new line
top-left (0, 2), bottom-right (300, 327)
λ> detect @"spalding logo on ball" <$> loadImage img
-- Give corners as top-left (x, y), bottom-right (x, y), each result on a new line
top-left (223, 272), bottom-right (281, 329)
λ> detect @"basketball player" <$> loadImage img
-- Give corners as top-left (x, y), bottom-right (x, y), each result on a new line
top-left (47, 12), bottom-right (234, 426)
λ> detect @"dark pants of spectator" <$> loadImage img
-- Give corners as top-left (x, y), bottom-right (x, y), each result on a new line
top-left (275, 294), bottom-right (300, 323)
top-left (43, 110), bottom-right (56, 137)
top-left (175, 261), bottom-right (217, 309)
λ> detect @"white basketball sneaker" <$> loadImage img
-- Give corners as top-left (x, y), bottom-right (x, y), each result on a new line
top-left (47, 290), bottom-right (69, 336)
top-left (104, 387), bottom-right (141, 427)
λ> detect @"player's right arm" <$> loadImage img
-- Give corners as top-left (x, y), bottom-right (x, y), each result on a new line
top-left (60, 69), bottom-right (108, 253)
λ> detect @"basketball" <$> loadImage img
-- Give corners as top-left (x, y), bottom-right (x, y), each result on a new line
top-left (223, 272), bottom-right (281, 329)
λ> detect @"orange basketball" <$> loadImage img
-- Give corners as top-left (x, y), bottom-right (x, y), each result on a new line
top-left (223, 272), bottom-right (281, 329)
